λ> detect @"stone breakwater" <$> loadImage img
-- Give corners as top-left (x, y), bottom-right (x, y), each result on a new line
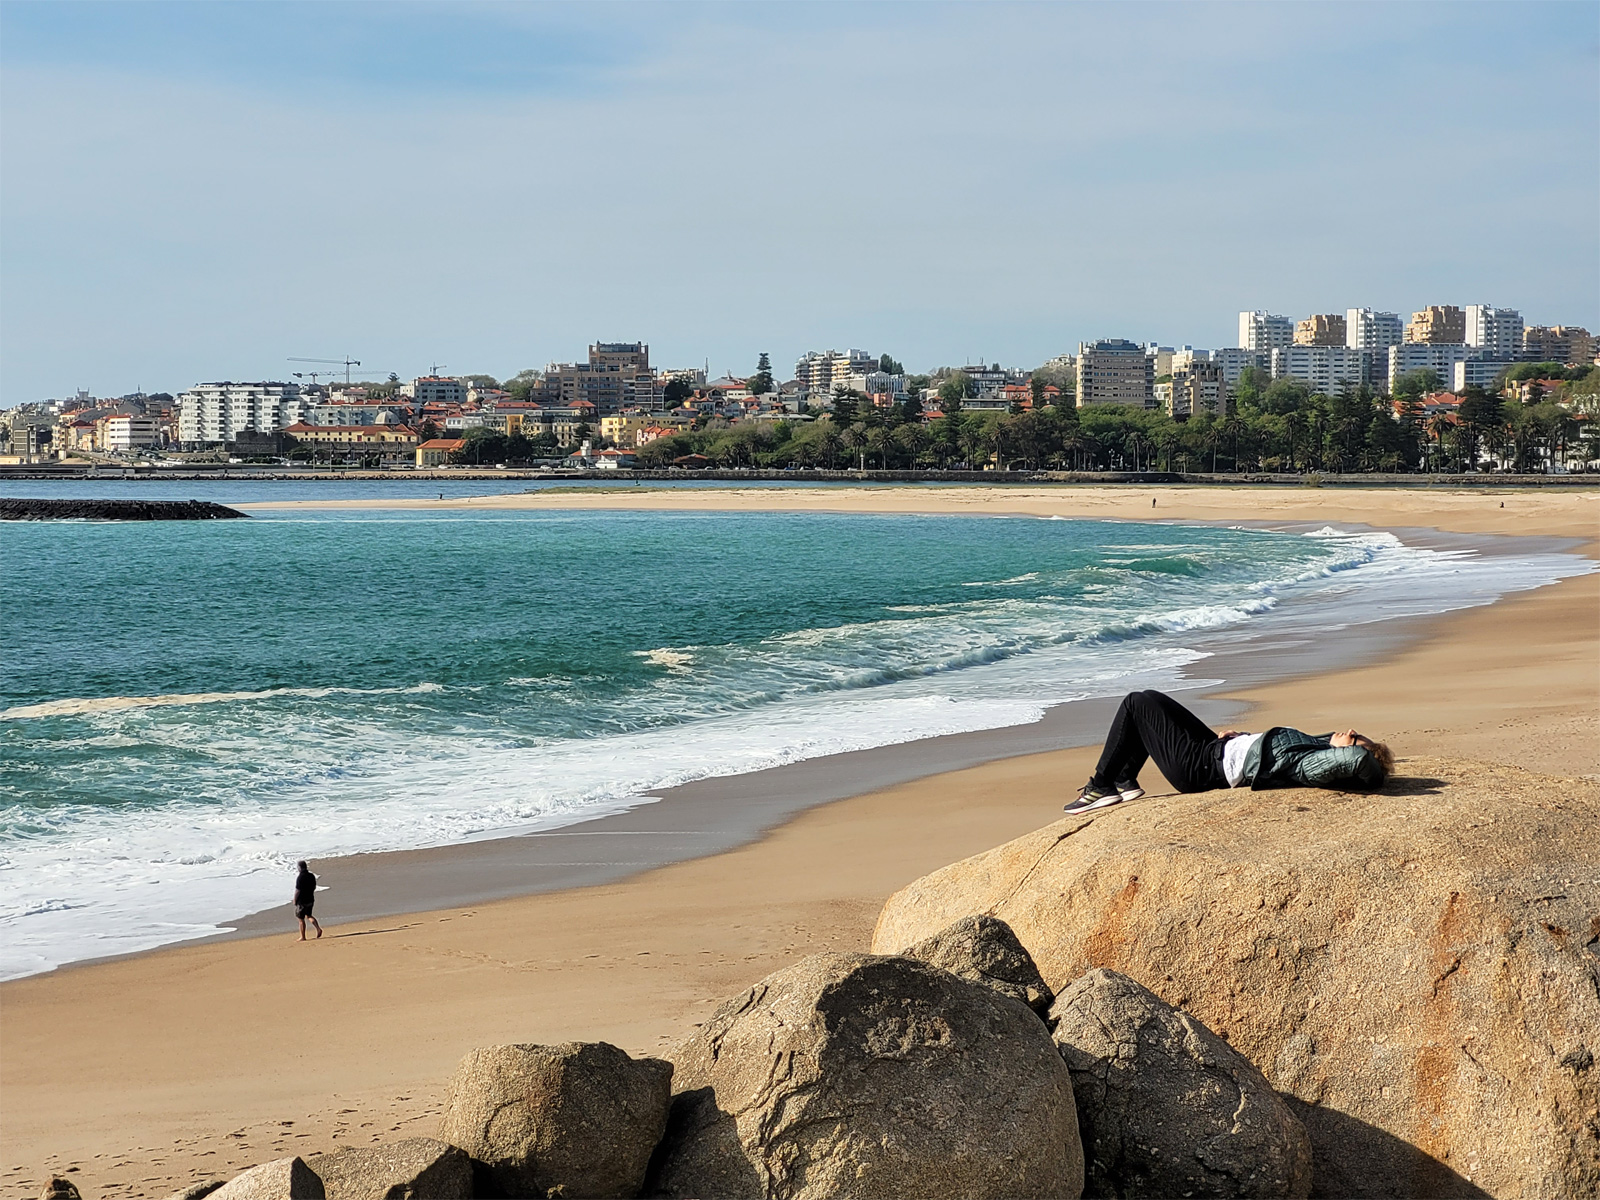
top-left (1, 498), bottom-right (248, 520)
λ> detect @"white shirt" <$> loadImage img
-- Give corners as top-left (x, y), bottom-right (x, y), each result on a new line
top-left (1223, 732), bottom-right (1265, 788)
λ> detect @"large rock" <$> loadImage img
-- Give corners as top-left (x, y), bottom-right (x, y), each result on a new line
top-left (872, 758), bottom-right (1600, 1198)
top-left (162, 1185), bottom-right (225, 1200)
top-left (900, 913), bottom-right (1054, 1016)
top-left (1052, 968), bottom-right (1312, 1198)
top-left (649, 951), bottom-right (1083, 1199)
top-left (39, 1181), bottom-right (81, 1200)
top-left (303, 1139), bottom-right (471, 1199)
top-left (210, 1158), bottom-right (324, 1200)
top-left (437, 1041), bottom-right (671, 1198)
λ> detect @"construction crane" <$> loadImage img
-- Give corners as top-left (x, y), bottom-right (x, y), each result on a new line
top-left (289, 356), bottom-right (362, 385)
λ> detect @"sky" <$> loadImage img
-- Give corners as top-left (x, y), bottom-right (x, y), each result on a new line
top-left (2, 1), bottom-right (1596, 402)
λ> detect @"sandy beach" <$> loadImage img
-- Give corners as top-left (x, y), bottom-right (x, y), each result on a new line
top-left (3, 485), bottom-right (1596, 1198)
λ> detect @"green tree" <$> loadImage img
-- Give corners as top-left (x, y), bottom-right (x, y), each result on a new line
top-left (831, 389), bottom-right (860, 426)
top-left (663, 377), bottom-right (694, 407)
top-left (747, 354), bottom-right (774, 397)
top-left (879, 353), bottom-right (905, 375)
top-left (937, 372), bottom-right (972, 407)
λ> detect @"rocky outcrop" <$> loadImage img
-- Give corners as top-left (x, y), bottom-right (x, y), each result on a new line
top-left (872, 758), bottom-right (1600, 1198)
top-left (303, 1139), bottom-right (471, 1199)
top-left (0, 499), bottom-right (248, 521)
top-left (1052, 968), bottom-right (1312, 1198)
top-left (649, 951), bottom-right (1083, 1200)
top-left (900, 913), bottom-right (1054, 1016)
top-left (437, 1041), bottom-right (672, 1198)
top-left (162, 1184), bottom-right (225, 1200)
top-left (210, 1157), bottom-right (324, 1200)
top-left (39, 1180), bottom-right (82, 1200)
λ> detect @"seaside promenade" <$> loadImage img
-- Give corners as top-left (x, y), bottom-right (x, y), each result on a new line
top-left (2, 484), bottom-right (1596, 1197)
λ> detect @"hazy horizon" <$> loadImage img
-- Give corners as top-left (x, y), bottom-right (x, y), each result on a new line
top-left (2, 1), bottom-right (1596, 403)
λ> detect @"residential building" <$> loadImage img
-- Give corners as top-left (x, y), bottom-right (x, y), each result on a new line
top-left (1294, 314), bottom-right (1346, 346)
top-left (101, 414), bottom-right (161, 451)
top-left (589, 342), bottom-right (650, 374)
top-left (1168, 361), bottom-right (1228, 416)
top-left (1153, 380), bottom-right (1174, 413)
top-left (594, 448), bottom-right (637, 470)
top-left (282, 423), bottom-right (419, 461)
top-left (1269, 346), bottom-right (1368, 396)
top-left (1239, 311), bottom-right (1294, 351)
top-left (837, 371), bottom-right (907, 400)
top-left (177, 382), bottom-right (305, 445)
top-left (795, 349), bottom-right (876, 395)
top-left (416, 438), bottom-right (465, 467)
top-left (1405, 306), bottom-right (1466, 344)
top-left (524, 402), bottom-right (598, 444)
top-left (1346, 309), bottom-right (1404, 351)
top-left (544, 362), bottom-right (631, 415)
top-left (1208, 348), bottom-right (1269, 389)
top-left (1145, 345), bottom-right (1177, 376)
top-left (1077, 339), bottom-right (1154, 408)
top-left (311, 400), bottom-right (412, 426)
top-left (409, 377), bottom-right (467, 407)
top-left (599, 411), bottom-right (657, 448)
top-left (1453, 360), bottom-right (1513, 392)
top-left (1522, 325), bottom-right (1594, 366)
top-left (1464, 306), bottom-right (1523, 360)
top-left (467, 384), bottom-right (511, 407)
top-left (1388, 343), bottom-right (1475, 391)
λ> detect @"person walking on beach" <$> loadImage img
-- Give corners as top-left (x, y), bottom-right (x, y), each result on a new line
top-left (294, 860), bottom-right (322, 940)
top-left (1065, 689), bottom-right (1393, 814)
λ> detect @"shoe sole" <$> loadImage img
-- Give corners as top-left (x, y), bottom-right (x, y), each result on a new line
top-left (1118, 787), bottom-right (1146, 801)
top-left (1064, 793), bottom-right (1125, 814)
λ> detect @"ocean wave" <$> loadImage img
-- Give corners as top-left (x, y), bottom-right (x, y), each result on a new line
top-left (0, 681), bottom-right (449, 721)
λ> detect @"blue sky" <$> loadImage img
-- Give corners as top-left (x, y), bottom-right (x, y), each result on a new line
top-left (2, 1), bottom-right (1596, 401)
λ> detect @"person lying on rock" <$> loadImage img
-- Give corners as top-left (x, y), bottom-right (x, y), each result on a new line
top-left (1065, 689), bottom-right (1393, 814)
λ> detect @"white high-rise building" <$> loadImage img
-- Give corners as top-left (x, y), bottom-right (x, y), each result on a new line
top-left (1387, 344), bottom-right (1475, 392)
top-left (1208, 348), bottom-right (1269, 388)
top-left (795, 350), bottom-right (876, 395)
top-left (1238, 311), bottom-right (1294, 352)
top-left (1346, 309), bottom-right (1403, 351)
top-left (1269, 346), bottom-right (1369, 396)
top-left (177, 382), bottom-right (305, 445)
top-left (1465, 305), bottom-right (1524, 361)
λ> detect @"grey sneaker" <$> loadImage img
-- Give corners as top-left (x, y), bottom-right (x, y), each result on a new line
top-left (1064, 782), bottom-right (1124, 814)
top-left (1116, 779), bottom-right (1145, 801)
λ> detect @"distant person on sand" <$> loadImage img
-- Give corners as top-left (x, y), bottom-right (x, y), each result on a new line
top-left (1065, 689), bottom-right (1393, 814)
top-left (294, 861), bottom-right (322, 940)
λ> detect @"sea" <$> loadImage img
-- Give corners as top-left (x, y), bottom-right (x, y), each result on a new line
top-left (1, 481), bottom-right (1591, 979)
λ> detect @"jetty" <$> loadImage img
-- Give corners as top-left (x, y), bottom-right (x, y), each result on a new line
top-left (0, 498), bottom-right (248, 521)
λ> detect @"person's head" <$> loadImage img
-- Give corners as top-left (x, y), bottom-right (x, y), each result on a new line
top-left (297, 860), bottom-right (308, 872)
top-left (1331, 730), bottom-right (1394, 773)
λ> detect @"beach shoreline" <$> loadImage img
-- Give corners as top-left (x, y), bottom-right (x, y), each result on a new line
top-left (3, 486), bottom-right (1596, 1197)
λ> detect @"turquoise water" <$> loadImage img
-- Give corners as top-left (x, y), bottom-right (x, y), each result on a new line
top-left (0, 507), bottom-right (1588, 976)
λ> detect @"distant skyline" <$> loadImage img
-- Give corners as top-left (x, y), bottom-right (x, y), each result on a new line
top-left (2, 1), bottom-right (1596, 402)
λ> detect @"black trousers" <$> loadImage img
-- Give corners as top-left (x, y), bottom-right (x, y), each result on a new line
top-left (1092, 690), bottom-right (1227, 794)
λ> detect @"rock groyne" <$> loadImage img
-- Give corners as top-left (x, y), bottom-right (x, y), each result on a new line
top-left (0, 498), bottom-right (248, 521)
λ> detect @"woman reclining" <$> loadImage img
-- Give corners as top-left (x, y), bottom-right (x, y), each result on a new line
top-left (1065, 689), bottom-right (1393, 815)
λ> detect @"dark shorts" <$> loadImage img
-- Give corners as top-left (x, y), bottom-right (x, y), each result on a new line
top-left (295, 898), bottom-right (315, 919)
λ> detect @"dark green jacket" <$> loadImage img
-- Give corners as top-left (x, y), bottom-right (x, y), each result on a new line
top-left (1241, 727), bottom-right (1386, 791)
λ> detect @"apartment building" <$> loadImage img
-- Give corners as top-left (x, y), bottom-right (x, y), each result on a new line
top-left (1207, 348), bottom-right (1269, 388)
top-left (1168, 361), bottom-right (1227, 416)
top-left (1294, 314), bottom-right (1347, 347)
top-left (1453, 360), bottom-right (1513, 392)
top-left (1239, 311), bottom-right (1294, 351)
top-left (1405, 306), bottom-right (1466, 344)
top-left (1270, 346), bottom-right (1368, 396)
top-left (1388, 343), bottom-right (1475, 391)
top-left (311, 400), bottom-right (413, 426)
top-left (589, 342), bottom-right (650, 374)
top-left (1523, 325), bottom-right (1595, 366)
top-left (1464, 306), bottom-right (1523, 361)
top-left (795, 350), bottom-right (876, 395)
top-left (1077, 339), bottom-right (1154, 408)
top-left (177, 382), bottom-right (308, 445)
top-left (1346, 309), bottom-right (1404, 351)
top-left (409, 377), bottom-right (467, 406)
top-left (101, 414), bottom-right (161, 451)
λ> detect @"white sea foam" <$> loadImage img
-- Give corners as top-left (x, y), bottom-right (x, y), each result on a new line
top-left (1, 681), bottom-right (445, 721)
top-left (0, 524), bottom-right (1592, 979)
